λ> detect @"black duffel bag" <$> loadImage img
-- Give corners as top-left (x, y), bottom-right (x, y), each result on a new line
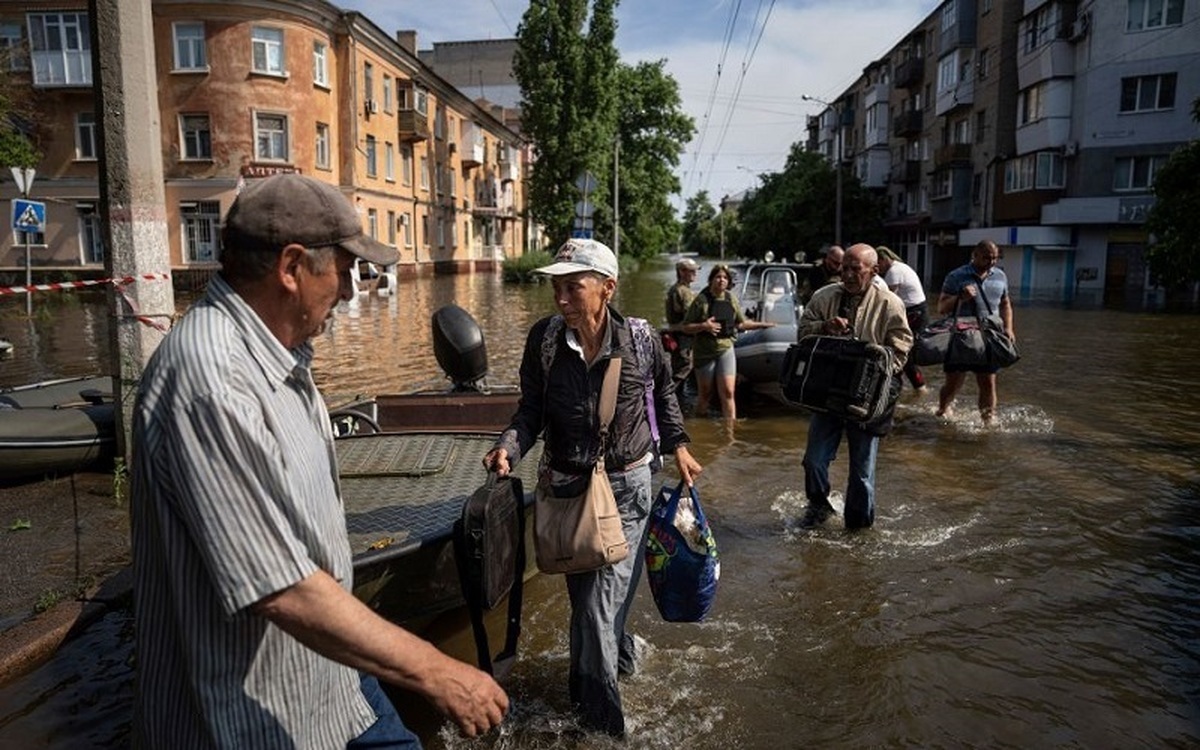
top-left (780, 335), bottom-right (900, 434)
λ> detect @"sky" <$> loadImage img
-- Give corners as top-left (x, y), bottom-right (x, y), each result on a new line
top-left (339, 0), bottom-right (943, 210)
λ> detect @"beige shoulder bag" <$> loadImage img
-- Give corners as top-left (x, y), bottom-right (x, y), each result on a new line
top-left (534, 356), bottom-right (630, 574)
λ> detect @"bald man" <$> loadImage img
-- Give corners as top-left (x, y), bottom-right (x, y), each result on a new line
top-left (796, 243), bottom-right (912, 530)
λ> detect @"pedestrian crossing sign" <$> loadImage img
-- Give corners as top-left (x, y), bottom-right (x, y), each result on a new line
top-left (12, 199), bottom-right (46, 233)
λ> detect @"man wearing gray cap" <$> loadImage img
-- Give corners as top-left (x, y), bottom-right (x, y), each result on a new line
top-left (664, 257), bottom-right (699, 397)
top-left (130, 173), bottom-right (507, 748)
top-left (485, 238), bottom-right (702, 737)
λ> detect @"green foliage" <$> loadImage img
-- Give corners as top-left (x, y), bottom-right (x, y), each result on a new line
top-left (515, 0), bottom-right (619, 246)
top-left (0, 129), bottom-right (39, 168)
top-left (605, 60), bottom-right (694, 258)
top-left (732, 145), bottom-right (886, 261)
top-left (502, 249), bottom-right (555, 282)
top-left (680, 191), bottom-right (722, 256)
top-left (1146, 142), bottom-right (1200, 287)
top-left (515, 3), bottom-right (692, 257)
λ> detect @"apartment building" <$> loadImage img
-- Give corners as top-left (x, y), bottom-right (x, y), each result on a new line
top-left (0, 1), bottom-right (530, 284)
top-left (809, 0), bottom-right (1199, 305)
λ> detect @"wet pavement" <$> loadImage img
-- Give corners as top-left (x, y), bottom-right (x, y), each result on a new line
top-left (0, 470), bottom-right (130, 681)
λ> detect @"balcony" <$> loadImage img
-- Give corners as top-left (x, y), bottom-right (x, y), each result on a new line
top-left (499, 159), bottom-right (519, 182)
top-left (460, 123), bottom-right (484, 167)
top-left (1017, 39), bottom-right (1075, 90)
top-left (893, 109), bottom-right (924, 137)
top-left (935, 75), bottom-right (975, 116)
top-left (935, 143), bottom-right (972, 167)
top-left (398, 109), bottom-right (430, 142)
top-left (894, 57), bottom-right (924, 89)
top-left (891, 160), bottom-right (922, 184)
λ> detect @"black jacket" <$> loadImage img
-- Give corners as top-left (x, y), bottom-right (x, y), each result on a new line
top-left (497, 306), bottom-right (690, 473)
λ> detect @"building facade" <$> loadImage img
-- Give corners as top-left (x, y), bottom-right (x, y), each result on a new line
top-left (808, 0), bottom-right (1199, 306)
top-left (1, 0), bottom-right (532, 284)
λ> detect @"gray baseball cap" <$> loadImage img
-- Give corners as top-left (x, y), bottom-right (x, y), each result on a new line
top-left (223, 173), bottom-right (400, 266)
top-left (536, 238), bottom-right (619, 279)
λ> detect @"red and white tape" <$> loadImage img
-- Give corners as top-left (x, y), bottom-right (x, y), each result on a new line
top-left (0, 273), bottom-right (171, 296)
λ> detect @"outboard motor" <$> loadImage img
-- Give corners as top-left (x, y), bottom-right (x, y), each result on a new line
top-left (431, 304), bottom-right (489, 391)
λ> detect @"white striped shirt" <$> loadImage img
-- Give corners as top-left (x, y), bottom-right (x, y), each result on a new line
top-left (130, 275), bottom-right (374, 748)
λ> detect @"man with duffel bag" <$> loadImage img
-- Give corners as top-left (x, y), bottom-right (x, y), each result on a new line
top-left (793, 243), bottom-right (912, 530)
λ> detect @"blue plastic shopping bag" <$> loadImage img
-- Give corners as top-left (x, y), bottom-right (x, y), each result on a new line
top-left (644, 480), bottom-right (720, 622)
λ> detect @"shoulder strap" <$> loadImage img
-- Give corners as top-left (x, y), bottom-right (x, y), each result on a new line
top-left (628, 318), bottom-right (661, 445)
top-left (598, 356), bottom-right (621, 430)
top-left (973, 278), bottom-right (994, 317)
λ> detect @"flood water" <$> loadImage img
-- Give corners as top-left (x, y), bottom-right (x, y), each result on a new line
top-left (1, 261), bottom-right (1199, 748)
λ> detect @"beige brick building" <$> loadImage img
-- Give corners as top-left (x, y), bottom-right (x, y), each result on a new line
top-left (1, 0), bottom-right (532, 285)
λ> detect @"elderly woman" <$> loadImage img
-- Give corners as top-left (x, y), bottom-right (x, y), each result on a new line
top-left (681, 263), bottom-right (775, 420)
top-left (483, 239), bottom-right (702, 737)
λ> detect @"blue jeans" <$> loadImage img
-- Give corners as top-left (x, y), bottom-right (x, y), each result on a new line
top-left (802, 411), bottom-right (880, 529)
top-left (347, 674), bottom-right (422, 749)
top-left (565, 462), bottom-right (653, 737)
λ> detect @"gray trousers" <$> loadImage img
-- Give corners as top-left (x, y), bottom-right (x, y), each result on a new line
top-left (565, 463), bottom-right (652, 737)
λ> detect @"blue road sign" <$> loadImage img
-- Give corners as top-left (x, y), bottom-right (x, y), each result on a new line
top-left (570, 228), bottom-right (594, 239)
top-left (12, 199), bottom-right (46, 233)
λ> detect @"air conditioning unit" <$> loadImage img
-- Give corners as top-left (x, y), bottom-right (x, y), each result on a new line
top-left (1064, 141), bottom-right (1079, 157)
top-left (366, 99), bottom-right (379, 115)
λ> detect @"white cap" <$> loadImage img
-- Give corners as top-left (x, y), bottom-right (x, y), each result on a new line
top-left (535, 239), bottom-right (619, 279)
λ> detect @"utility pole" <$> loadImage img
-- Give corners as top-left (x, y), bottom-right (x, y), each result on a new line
top-left (90, 0), bottom-right (175, 458)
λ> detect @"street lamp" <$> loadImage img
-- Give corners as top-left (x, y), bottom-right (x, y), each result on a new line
top-left (801, 94), bottom-right (842, 247)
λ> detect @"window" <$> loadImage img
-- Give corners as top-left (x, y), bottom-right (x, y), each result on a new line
top-left (365, 136), bottom-right (377, 177)
top-left (1127, 0), bottom-right (1184, 30)
top-left (313, 41), bottom-right (328, 87)
top-left (1004, 156), bottom-right (1036, 192)
top-left (942, 0), bottom-right (957, 28)
top-left (1018, 83), bottom-right (1045, 125)
top-left (419, 155), bottom-right (429, 190)
top-left (1, 22), bottom-right (29, 71)
top-left (364, 63), bottom-right (374, 106)
top-left (28, 12), bottom-right (91, 86)
top-left (404, 87), bottom-right (429, 115)
top-left (385, 142), bottom-right (394, 181)
top-left (181, 201), bottom-right (220, 262)
top-left (938, 54), bottom-right (958, 93)
top-left (251, 26), bottom-right (285, 76)
top-left (932, 170), bottom-right (952, 199)
top-left (437, 218), bottom-right (446, 247)
top-left (422, 215), bottom-right (430, 247)
top-left (975, 109), bottom-right (987, 144)
top-left (315, 123), bottom-right (330, 169)
top-left (255, 112), bottom-right (288, 161)
top-left (173, 22), bottom-right (206, 70)
top-left (75, 112), bottom-right (97, 160)
top-left (179, 114), bottom-right (211, 159)
top-left (977, 48), bottom-right (990, 80)
top-left (78, 207), bottom-right (104, 264)
top-left (401, 146), bottom-right (413, 186)
top-left (1036, 152), bottom-right (1065, 188)
top-left (1113, 155), bottom-right (1168, 191)
top-left (1120, 73), bottom-right (1177, 112)
top-left (1004, 152), bottom-right (1065, 192)
top-left (387, 210), bottom-right (397, 245)
top-left (368, 208), bottom-right (378, 240)
top-left (1020, 4), bottom-right (1061, 53)
top-left (952, 116), bottom-right (970, 144)
top-left (402, 213), bottom-right (413, 246)
top-left (383, 74), bottom-right (393, 112)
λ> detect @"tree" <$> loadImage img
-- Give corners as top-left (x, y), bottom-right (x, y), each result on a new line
top-left (514, 0), bottom-right (619, 246)
top-left (0, 63), bottom-right (41, 169)
top-left (731, 144), bottom-right (886, 260)
top-left (1145, 97), bottom-right (1200, 288)
top-left (604, 60), bottom-right (693, 258)
top-left (680, 191), bottom-right (721, 256)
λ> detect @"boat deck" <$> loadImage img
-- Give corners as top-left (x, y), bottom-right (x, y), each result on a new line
top-left (337, 431), bottom-right (542, 566)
